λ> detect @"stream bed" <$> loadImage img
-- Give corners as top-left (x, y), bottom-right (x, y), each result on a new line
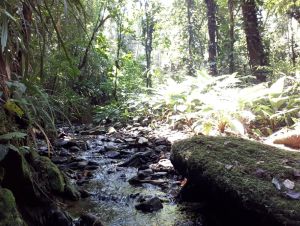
top-left (41, 124), bottom-right (206, 226)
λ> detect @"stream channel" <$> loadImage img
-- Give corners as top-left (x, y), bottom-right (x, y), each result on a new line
top-left (43, 124), bottom-right (210, 226)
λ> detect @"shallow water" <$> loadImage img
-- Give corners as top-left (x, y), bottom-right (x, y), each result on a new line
top-left (64, 134), bottom-right (204, 226)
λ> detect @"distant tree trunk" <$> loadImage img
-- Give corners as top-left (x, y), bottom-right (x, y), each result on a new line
top-left (0, 51), bottom-right (10, 101)
top-left (290, 18), bottom-right (297, 67)
top-left (143, 3), bottom-right (155, 88)
top-left (228, 0), bottom-right (235, 73)
top-left (113, 16), bottom-right (123, 101)
top-left (21, 2), bottom-right (33, 78)
top-left (205, 0), bottom-right (218, 76)
top-left (241, 0), bottom-right (268, 82)
top-left (186, 0), bottom-right (195, 76)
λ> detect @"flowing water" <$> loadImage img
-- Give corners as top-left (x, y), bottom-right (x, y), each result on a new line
top-left (59, 125), bottom-right (205, 226)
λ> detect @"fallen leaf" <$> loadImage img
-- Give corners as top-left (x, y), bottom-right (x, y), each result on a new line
top-left (272, 177), bottom-right (281, 190)
top-left (274, 134), bottom-right (300, 149)
top-left (180, 178), bottom-right (188, 187)
top-left (225, 164), bottom-right (233, 170)
top-left (283, 179), bottom-right (295, 190)
top-left (285, 190), bottom-right (300, 200)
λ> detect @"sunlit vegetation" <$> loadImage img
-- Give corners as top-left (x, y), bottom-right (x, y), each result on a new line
top-left (0, 0), bottom-right (299, 141)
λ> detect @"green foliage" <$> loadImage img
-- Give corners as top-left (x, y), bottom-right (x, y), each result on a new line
top-left (0, 132), bottom-right (27, 141)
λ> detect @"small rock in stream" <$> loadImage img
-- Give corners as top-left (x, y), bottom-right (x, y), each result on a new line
top-left (76, 213), bottom-right (104, 226)
top-left (135, 197), bottom-right (163, 212)
top-left (51, 157), bottom-right (69, 164)
top-left (138, 137), bottom-right (149, 145)
top-left (105, 151), bottom-right (121, 159)
top-left (79, 189), bottom-right (92, 198)
top-left (69, 146), bottom-right (81, 153)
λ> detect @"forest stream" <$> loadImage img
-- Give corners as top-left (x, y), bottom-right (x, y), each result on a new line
top-left (39, 123), bottom-right (206, 226)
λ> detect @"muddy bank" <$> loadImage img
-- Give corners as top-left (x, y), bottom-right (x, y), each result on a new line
top-left (171, 136), bottom-right (300, 226)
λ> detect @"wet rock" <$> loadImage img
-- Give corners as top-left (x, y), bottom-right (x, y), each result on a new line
top-left (76, 179), bottom-right (89, 186)
top-left (64, 175), bottom-right (80, 201)
top-left (85, 165), bottom-right (98, 170)
top-left (38, 146), bottom-right (51, 156)
top-left (80, 126), bottom-right (107, 136)
top-left (105, 151), bottom-right (121, 159)
top-left (58, 149), bottom-right (71, 157)
top-left (47, 209), bottom-right (73, 226)
top-left (69, 146), bottom-right (81, 153)
top-left (104, 145), bottom-right (118, 152)
top-left (51, 156), bottom-right (69, 164)
top-left (0, 188), bottom-right (26, 226)
top-left (87, 161), bottom-right (99, 166)
top-left (77, 213), bottom-right (104, 226)
top-left (54, 139), bottom-right (78, 149)
top-left (107, 127), bottom-right (116, 134)
top-left (79, 189), bottom-right (91, 198)
top-left (119, 151), bottom-right (152, 168)
top-left (135, 197), bottom-right (163, 212)
top-left (151, 172), bottom-right (168, 179)
top-left (129, 176), bottom-right (167, 186)
top-left (34, 156), bottom-right (66, 193)
top-left (155, 145), bottom-right (168, 152)
top-left (137, 168), bottom-right (153, 178)
top-left (150, 159), bottom-right (174, 172)
top-left (138, 137), bottom-right (149, 145)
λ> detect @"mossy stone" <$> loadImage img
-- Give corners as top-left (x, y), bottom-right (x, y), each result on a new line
top-left (0, 188), bottom-right (26, 226)
top-left (171, 136), bottom-right (300, 226)
top-left (35, 156), bottom-right (66, 193)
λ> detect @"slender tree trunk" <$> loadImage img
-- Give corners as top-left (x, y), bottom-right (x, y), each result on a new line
top-left (241, 0), bottom-right (268, 82)
top-left (186, 0), bottom-right (195, 76)
top-left (21, 3), bottom-right (32, 78)
top-left (290, 18), bottom-right (297, 67)
top-left (228, 0), bottom-right (235, 73)
top-left (143, 8), bottom-right (154, 88)
top-left (113, 18), bottom-right (122, 101)
top-left (205, 0), bottom-right (218, 76)
top-left (0, 51), bottom-right (10, 101)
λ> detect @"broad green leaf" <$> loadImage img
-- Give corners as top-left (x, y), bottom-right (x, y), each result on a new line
top-left (4, 100), bottom-right (24, 117)
top-left (0, 132), bottom-right (27, 141)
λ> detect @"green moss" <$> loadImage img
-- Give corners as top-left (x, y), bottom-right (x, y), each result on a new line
top-left (0, 188), bottom-right (26, 226)
top-left (63, 173), bottom-right (80, 201)
top-left (172, 136), bottom-right (300, 225)
top-left (35, 156), bottom-right (65, 193)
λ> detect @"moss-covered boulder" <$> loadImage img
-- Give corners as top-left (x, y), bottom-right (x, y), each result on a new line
top-left (171, 136), bottom-right (300, 226)
top-left (33, 156), bottom-right (66, 193)
top-left (0, 188), bottom-right (26, 226)
top-left (32, 154), bottom-right (80, 200)
top-left (0, 147), bottom-right (37, 203)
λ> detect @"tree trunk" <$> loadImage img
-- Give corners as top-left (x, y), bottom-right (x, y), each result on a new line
top-left (0, 51), bottom-right (10, 101)
top-left (21, 2), bottom-right (32, 78)
top-left (241, 0), bottom-right (268, 82)
top-left (228, 0), bottom-right (235, 74)
top-left (186, 0), bottom-right (195, 76)
top-left (143, 10), bottom-right (154, 88)
top-left (205, 0), bottom-right (218, 76)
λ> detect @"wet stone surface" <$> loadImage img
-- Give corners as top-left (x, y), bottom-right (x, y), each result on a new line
top-left (38, 124), bottom-right (203, 226)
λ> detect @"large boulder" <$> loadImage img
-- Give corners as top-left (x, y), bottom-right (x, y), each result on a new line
top-left (0, 188), bottom-right (26, 226)
top-left (0, 146), bottom-right (80, 225)
top-left (171, 136), bottom-right (300, 226)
